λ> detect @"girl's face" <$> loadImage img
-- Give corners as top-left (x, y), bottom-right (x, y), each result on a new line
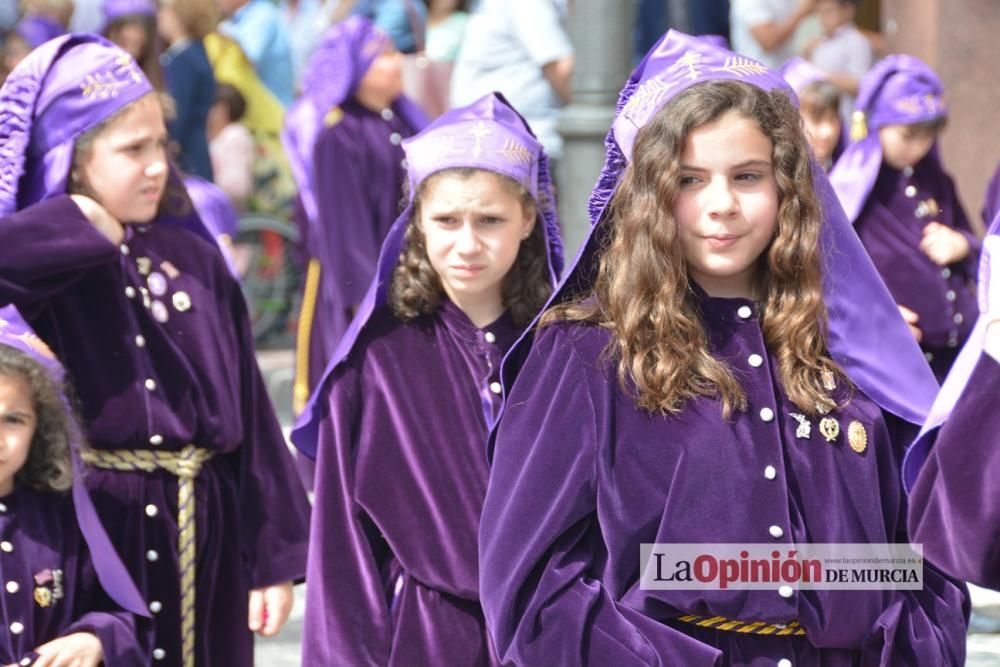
top-left (357, 50), bottom-right (404, 105)
top-left (0, 373), bottom-right (35, 497)
top-left (419, 171), bottom-right (535, 311)
top-left (878, 123), bottom-right (936, 171)
top-left (672, 111), bottom-right (779, 299)
top-left (801, 106), bottom-right (841, 165)
top-left (76, 94), bottom-right (169, 224)
top-left (110, 22), bottom-right (150, 60)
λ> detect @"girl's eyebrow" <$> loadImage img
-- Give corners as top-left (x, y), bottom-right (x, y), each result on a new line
top-left (679, 159), bottom-right (772, 171)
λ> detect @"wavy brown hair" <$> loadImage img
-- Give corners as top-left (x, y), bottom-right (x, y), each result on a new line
top-left (390, 168), bottom-right (552, 327)
top-left (544, 80), bottom-right (848, 418)
top-left (0, 344), bottom-right (73, 493)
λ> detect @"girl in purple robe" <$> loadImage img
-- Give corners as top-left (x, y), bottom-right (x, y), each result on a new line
top-left (0, 34), bottom-right (310, 667)
top-left (291, 92), bottom-right (563, 665)
top-left (830, 55), bottom-right (979, 382)
top-left (779, 57), bottom-right (844, 171)
top-left (282, 16), bottom-right (429, 419)
top-left (480, 31), bottom-right (967, 666)
top-left (0, 309), bottom-right (150, 666)
top-left (905, 213), bottom-right (1000, 590)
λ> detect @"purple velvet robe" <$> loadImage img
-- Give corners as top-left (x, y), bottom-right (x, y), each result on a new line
top-left (855, 158), bottom-right (979, 381)
top-left (0, 195), bottom-right (311, 666)
top-left (304, 301), bottom-right (517, 666)
top-left (301, 100), bottom-right (422, 394)
top-left (0, 486), bottom-right (146, 666)
top-left (908, 352), bottom-right (1000, 589)
top-left (481, 293), bottom-right (968, 666)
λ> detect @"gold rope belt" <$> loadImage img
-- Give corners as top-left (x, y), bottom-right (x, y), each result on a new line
top-left (676, 614), bottom-right (806, 636)
top-left (81, 444), bottom-right (214, 667)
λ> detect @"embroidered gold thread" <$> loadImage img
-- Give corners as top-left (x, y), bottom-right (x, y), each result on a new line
top-left (497, 138), bottom-right (532, 166)
top-left (711, 57), bottom-right (768, 77)
top-left (677, 50), bottom-right (703, 80)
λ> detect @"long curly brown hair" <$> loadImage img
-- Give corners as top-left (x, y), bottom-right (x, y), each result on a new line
top-left (544, 80), bottom-right (848, 418)
top-left (0, 345), bottom-right (73, 493)
top-left (389, 168), bottom-right (552, 327)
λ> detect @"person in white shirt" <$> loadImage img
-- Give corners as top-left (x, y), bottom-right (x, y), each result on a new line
top-left (730, 0), bottom-right (815, 69)
top-left (450, 0), bottom-right (573, 160)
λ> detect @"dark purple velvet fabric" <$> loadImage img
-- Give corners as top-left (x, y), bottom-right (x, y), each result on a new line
top-left (855, 158), bottom-right (979, 380)
top-left (908, 352), bottom-right (1000, 590)
top-left (0, 195), bottom-right (310, 666)
top-left (0, 486), bottom-right (147, 665)
top-left (983, 161), bottom-right (1000, 230)
top-left (302, 100), bottom-right (421, 386)
top-left (303, 300), bottom-right (517, 665)
top-left (481, 293), bottom-right (968, 666)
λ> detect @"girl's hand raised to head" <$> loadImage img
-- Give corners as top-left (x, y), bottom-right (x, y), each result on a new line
top-left (69, 194), bottom-right (125, 246)
top-left (248, 581), bottom-right (294, 637)
top-left (31, 631), bottom-right (103, 667)
top-left (898, 304), bottom-right (922, 342)
top-left (981, 236), bottom-right (1000, 362)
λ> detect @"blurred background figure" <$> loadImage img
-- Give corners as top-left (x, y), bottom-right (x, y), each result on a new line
top-left (101, 0), bottom-right (163, 89)
top-left (217, 0), bottom-right (295, 106)
top-left (730, 0), bottom-right (815, 68)
top-left (208, 83), bottom-right (256, 210)
top-left (451, 0), bottom-right (573, 162)
top-left (158, 0), bottom-right (217, 181)
top-left (803, 0), bottom-right (872, 116)
top-left (780, 56), bottom-right (843, 170)
top-left (3, 12), bottom-right (63, 73)
top-left (425, 0), bottom-right (468, 62)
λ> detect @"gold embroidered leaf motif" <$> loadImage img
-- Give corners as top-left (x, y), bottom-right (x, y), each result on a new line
top-left (80, 72), bottom-right (130, 99)
top-left (711, 57), bottom-right (768, 77)
top-left (893, 96), bottom-right (923, 115)
top-left (623, 77), bottom-right (676, 121)
top-left (115, 54), bottom-right (144, 83)
top-left (677, 50), bottom-right (703, 81)
top-left (497, 138), bottom-right (532, 166)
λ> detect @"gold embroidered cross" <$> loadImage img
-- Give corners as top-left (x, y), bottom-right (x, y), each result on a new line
top-left (469, 121), bottom-right (493, 158)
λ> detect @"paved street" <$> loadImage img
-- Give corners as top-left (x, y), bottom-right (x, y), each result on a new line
top-left (254, 349), bottom-right (1000, 665)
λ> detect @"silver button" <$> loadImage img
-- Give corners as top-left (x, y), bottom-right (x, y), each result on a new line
top-left (764, 465), bottom-right (777, 480)
top-left (5, 581), bottom-right (18, 593)
top-left (149, 600), bottom-right (162, 613)
top-left (149, 434), bottom-right (163, 446)
top-left (748, 353), bottom-right (763, 368)
top-left (484, 331), bottom-right (497, 344)
top-left (769, 525), bottom-right (784, 539)
top-left (925, 351), bottom-right (935, 362)
top-left (19, 657), bottom-right (30, 666)
top-left (380, 108), bottom-right (394, 121)
top-left (144, 378), bottom-right (157, 391)
top-left (778, 660), bottom-right (792, 667)
top-left (904, 185), bottom-right (917, 198)
top-left (153, 648), bottom-right (166, 660)
top-left (948, 337), bottom-right (958, 348)
top-left (125, 286), bottom-right (137, 299)
top-left (778, 585), bottom-right (794, 598)
top-left (759, 407), bottom-right (774, 422)
top-left (946, 290), bottom-right (956, 302)
top-left (737, 305), bottom-right (753, 319)
top-left (489, 381), bottom-right (502, 395)
top-left (135, 334), bottom-right (146, 347)
top-left (146, 549), bottom-right (159, 562)
top-left (954, 313), bottom-right (964, 325)
top-left (903, 166), bottom-right (914, 177)
top-left (941, 267), bottom-right (951, 278)
top-left (389, 132), bottom-right (402, 145)
top-left (120, 244), bottom-right (130, 256)
top-left (145, 504), bottom-right (158, 518)
top-left (1, 541), bottom-right (13, 553)
top-left (9, 621), bottom-right (22, 634)
top-left (400, 159), bottom-right (408, 169)
top-left (0, 502), bottom-right (6, 513)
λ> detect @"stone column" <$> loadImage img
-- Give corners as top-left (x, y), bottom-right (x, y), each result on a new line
top-left (556, 0), bottom-right (637, 259)
top-left (881, 0), bottom-right (1000, 233)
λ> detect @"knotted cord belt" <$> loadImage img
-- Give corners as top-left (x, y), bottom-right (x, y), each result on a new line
top-left (676, 613), bottom-right (806, 636)
top-left (81, 444), bottom-right (214, 667)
